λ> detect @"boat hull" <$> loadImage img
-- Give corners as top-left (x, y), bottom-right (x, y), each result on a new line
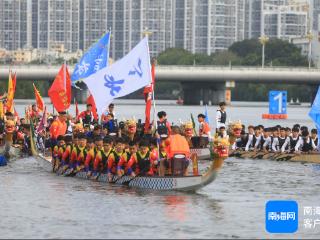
top-left (36, 154), bottom-right (222, 191)
top-left (230, 151), bottom-right (320, 164)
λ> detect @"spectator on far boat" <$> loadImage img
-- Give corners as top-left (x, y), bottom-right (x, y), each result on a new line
top-left (216, 102), bottom-right (227, 132)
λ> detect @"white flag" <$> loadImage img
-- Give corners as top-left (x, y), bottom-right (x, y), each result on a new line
top-left (83, 37), bottom-right (152, 116)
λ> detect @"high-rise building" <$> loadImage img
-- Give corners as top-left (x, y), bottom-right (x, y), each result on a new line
top-left (0, 0), bottom-right (28, 50)
top-left (80, 0), bottom-right (107, 51)
top-left (107, 0), bottom-right (173, 59)
top-left (313, 0), bottom-right (320, 30)
top-left (36, 0), bottom-right (79, 52)
top-left (175, 0), bottom-right (245, 55)
top-left (245, 0), bottom-right (261, 39)
top-left (261, 0), bottom-right (309, 40)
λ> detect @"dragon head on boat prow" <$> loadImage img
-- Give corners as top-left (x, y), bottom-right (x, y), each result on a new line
top-left (227, 120), bottom-right (242, 145)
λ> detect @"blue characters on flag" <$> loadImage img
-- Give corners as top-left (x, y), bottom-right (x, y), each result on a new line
top-left (104, 74), bottom-right (125, 97)
top-left (129, 58), bottom-right (143, 77)
top-left (71, 32), bottom-right (111, 86)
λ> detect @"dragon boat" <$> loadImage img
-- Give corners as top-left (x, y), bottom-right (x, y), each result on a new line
top-left (229, 150), bottom-right (320, 164)
top-left (32, 129), bottom-right (233, 192)
top-left (35, 153), bottom-right (224, 191)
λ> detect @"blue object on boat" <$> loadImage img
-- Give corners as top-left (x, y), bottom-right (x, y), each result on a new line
top-left (0, 155), bottom-right (7, 166)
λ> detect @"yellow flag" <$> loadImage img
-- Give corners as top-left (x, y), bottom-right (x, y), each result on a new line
top-left (6, 72), bottom-right (15, 113)
top-left (0, 101), bottom-right (3, 119)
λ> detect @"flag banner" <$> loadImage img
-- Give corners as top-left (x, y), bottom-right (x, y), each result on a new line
top-left (309, 86), bottom-right (320, 149)
top-left (143, 62), bottom-right (155, 133)
top-left (37, 106), bottom-right (47, 134)
top-left (205, 105), bottom-right (210, 124)
top-left (33, 83), bottom-right (44, 112)
top-left (6, 71), bottom-right (16, 113)
top-left (83, 37), bottom-right (152, 116)
top-left (71, 32), bottom-right (111, 86)
top-left (48, 64), bottom-right (71, 112)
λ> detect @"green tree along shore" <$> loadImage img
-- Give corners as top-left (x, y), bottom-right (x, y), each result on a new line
top-left (0, 39), bottom-right (313, 102)
top-left (157, 38), bottom-right (312, 102)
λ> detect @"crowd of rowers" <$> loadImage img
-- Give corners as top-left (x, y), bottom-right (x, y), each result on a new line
top-left (230, 124), bottom-right (318, 154)
top-left (1, 103), bottom-right (213, 179)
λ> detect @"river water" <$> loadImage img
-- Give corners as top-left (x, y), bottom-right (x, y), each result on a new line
top-left (1, 101), bottom-right (319, 239)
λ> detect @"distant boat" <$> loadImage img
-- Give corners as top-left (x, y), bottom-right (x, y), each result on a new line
top-left (289, 98), bottom-right (301, 106)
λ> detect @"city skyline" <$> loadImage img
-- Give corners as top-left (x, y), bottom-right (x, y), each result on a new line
top-left (0, 0), bottom-right (319, 61)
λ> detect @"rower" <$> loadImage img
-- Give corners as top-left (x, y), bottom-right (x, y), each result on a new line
top-left (295, 129), bottom-right (316, 153)
top-left (245, 126), bottom-right (261, 152)
top-left (156, 111), bottom-right (171, 139)
top-left (52, 135), bottom-right (65, 171)
top-left (85, 136), bottom-right (103, 176)
top-left (117, 140), bottom-right (137, 176)
top-left (262, 128), bottom-right (273, 153)
top-left (60, 134), bottom-right (74, 171)
top-left (281, 127), bottom-right (300, 153)
top-left (74, 133), bottom-right (88, 172)
top-left (272, 127), bottom-right (287, 153)
top-left (93, 136), bottom-right (114, 176)
top-left (311, 129), bottom-right (318, 147)
top-left (127, 139), bottom-right (154, 177)
top-left (107, 137), bottom-right (126, 181)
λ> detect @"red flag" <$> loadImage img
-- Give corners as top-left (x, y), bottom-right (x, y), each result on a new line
top-left (87, 94), bottom-right (98, 120)
top-left (75, 99), bottom-right (79, 119)
top-left (33, 83), bottom-right (44, 112)
top-left (48, 64), bottom-right (71, 112)
top-left (143, 62), bottom-right (155, 133)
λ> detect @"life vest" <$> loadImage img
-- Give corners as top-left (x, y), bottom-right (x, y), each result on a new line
top-left (217, 110), bottom-right (227, 124)
top-left (251, 135), bottom-right (260, 148)
top-left (258, 136), bottom-right (268, 150)
top-left (168, 134), bottom-right (190, 158)
top-left (78, 147), bottom-right (87, 164)
top-left (301, 137), bottom-right (313, 152)
top-left (113, 150), bottom-right (124, 165)
top-left (135, 151), bottom-right (151, 174)
top-left (237, 134), bottom-right (248, 149)
top-left (157, 120), bottom-right (168, 136)
top-left (278, 137), bottom-right (286, 150)
top-left (289, 136), bottom-right (300, 152)
top-left (100, 149), bottom-right (113, 168)
top-left (313, 137), bottom-right (318, 147)
top-left (82, 111), bottom-right (93, 125)
top-left (64, 144), bottom-right (73, 163)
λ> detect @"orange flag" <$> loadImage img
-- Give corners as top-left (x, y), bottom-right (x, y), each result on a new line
top-left (48, 64), bottom-right (71, 112)
top-left (6, 71), bottom-right (15, 113)
top-left (33, 83), bottom-right (44, 112)
top-left (87, 94), bottom-right (98, 120)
